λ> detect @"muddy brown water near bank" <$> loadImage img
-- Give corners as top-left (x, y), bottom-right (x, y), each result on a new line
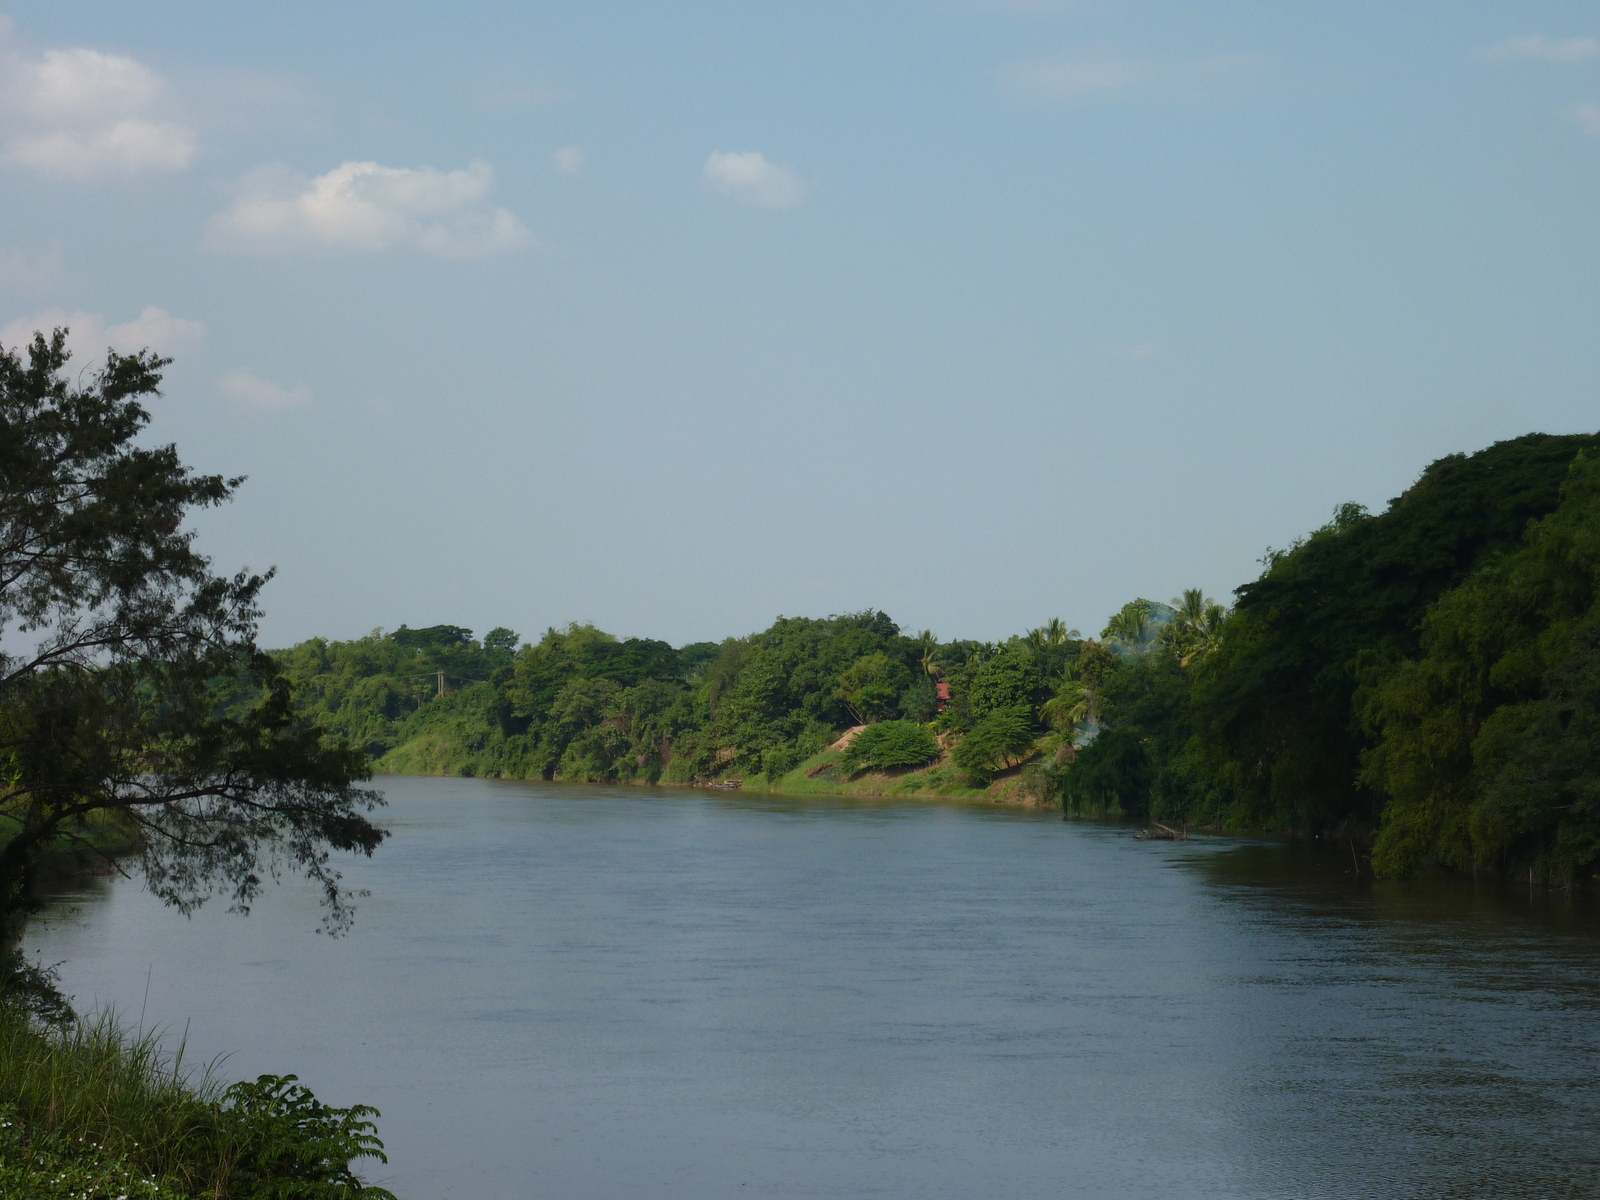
top-left (24, 776), bottom-right (1600, 1199)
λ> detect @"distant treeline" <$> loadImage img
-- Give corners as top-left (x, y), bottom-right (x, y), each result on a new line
top-left (273, 432), bottom-right (1600, 884)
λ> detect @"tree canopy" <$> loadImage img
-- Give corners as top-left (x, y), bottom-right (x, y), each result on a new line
top-left (0, 331), bottom-right (385, 935)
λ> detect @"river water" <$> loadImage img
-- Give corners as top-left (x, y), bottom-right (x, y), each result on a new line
top-left (22, 777), bottom-right (1600, 1199)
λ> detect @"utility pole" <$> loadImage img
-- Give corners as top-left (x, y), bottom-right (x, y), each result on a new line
top-left (437, 671), bottom-right (446, 699)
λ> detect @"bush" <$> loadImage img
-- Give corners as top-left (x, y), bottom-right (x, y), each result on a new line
top-left (761, 745), bottom-right (800, 779)
top-left (224, 1074), bottom-right (395, 1199)
top-left (951, 708), bottom-right (1037, 785)
top-left (0, 1104), bottom-right (190, 1200)
top-left (0, 1005), bottom-right (395, 1198)
top-left (842, 721), bottom-right (939, 772)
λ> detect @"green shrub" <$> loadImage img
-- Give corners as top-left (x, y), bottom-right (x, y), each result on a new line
top-left (223, 1074), bottom-right (394, 1200)
top-left (0, 1105), bottom-right (190, 1200)
top-left (951, 708), bottom-right (1037, 785)
top-left (761, 745), bottom-right (800, 779)
top-left (0, 1005), bottom-right (395, 1199)
top-left (842, 721), bottom-right (939, 772)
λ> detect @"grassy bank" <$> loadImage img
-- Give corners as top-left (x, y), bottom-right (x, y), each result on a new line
top-left (714, 746), bottom-right (1056, 807)
top-left (0, 997), bottom-right (397, 1199)
top-left (378, 743), bottom-right (1062, 810)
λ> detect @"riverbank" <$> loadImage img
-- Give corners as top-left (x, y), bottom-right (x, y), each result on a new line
top-left (691, 745), bottom-right (1055, 807)
top-left (376, 743), bottom-right (1059, 809)
top-left (0, 811), bottom-right (144, 891)
top-left (0, 1000), bottom-right (398, 1199)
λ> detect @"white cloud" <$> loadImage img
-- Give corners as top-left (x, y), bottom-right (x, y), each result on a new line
top-left (1578, 103), bottom-right (1600, 136)
top-left (205, 159), bottom-right (533, 257)
top-left (1000, 52), bottom-right (1262, 102)
top-left (24, 48), bottom-right (165, 120)
top-left (553, 146), bottom-right (586, 175)
top-left (220, 369), bottom-right (311, 413)
top-left (1479, 35), bottom-right (1600, 63)
top-left (0, 38), bottom-right (198, 179)
top-left (0, 305), bottom-right (205, 364)
top-left (5, 120), bottom-right (196, 178)
top-left (703, 151), bottom-right (805, 208)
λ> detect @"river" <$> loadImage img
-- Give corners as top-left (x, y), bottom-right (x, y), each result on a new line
top-left (23, 776), bottom-right (1600, 1199)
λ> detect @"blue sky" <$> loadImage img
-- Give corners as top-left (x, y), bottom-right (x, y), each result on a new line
top-left (2, 1), bottom-right (1597, 647)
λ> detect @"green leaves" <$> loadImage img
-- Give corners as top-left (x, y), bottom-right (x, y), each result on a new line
top-left (0, 331), bottom-right (385, 934)
top-left (833, 652), bottom-right (911, 726)
top-left (1191, 431), bottom-right (1600, 832)
top-left (842, 721), bottom-right (939, 773)
top-left (223, 1075), bottom-right (396, 1200)
top-left (951, 709), bottom-right (1036, 785)
top-left (1365, 452), bottom-right (1600, 880)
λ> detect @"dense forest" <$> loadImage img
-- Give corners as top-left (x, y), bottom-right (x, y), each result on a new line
top-left (274, 432), bottom-right (1600, 884)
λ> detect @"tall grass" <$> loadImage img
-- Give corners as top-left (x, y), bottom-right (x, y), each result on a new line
top-left (0, 1005), bottom-right (245, 1195)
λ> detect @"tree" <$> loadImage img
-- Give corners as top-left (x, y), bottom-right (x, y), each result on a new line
top-left (951, 708), bottom-right (1036, 784)
top-left (1038, 676), bottom-right (1090, 734)
top-left (1364, 452), bottom-right (1600, 881)
top-left (1191, 433), bottom-right (1600, 833)
top-left (0, 331), bottom-right (385, 937)
top-left (833, 651), bottom-right (910, 724)
top-left (1102, 599), bottom-right (1163, 658)
top-left (1161, 589), bottom-right (1228, 666)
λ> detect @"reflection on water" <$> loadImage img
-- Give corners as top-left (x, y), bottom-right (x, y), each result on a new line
top-left (24, 778), bottom-right (1600, 1199)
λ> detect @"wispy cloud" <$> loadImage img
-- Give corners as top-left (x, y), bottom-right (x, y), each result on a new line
top-left (220, 368), bottom-right (311, 413)
top-left (0, 36), bottom-right (198, 179)
top-left (553, 146), bottom-right (586, 175)
top-left (205, 160), bottom-right (532, 258)
top-left (1478, 35), bottom-right (1600, 63)
top-left (0, 305), bottom-right (205, 363)
top-left (1001, 56), bottom-right (1148, 99)
top-left (703, 151), bottom-right (805, 208)
top-left (999, 52), bottom-right (1263, 102)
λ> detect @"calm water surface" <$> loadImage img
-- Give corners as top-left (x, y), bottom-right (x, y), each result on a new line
top-left (23, 777), bottom-right (1600, 1199)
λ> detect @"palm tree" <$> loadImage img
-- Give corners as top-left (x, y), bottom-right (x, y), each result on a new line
top-left (915, 630), bottom-right (945, 678)
top-left (1043, 616), bottom-right (1080, 646)
top-left (1038, 680), bottom-right (1090, 732)
top-left (1161, 589), bottom-right (1229, 665)
top-left (1103, 600), bottom-right (1154, 653)
top-left (1174, 588), bottom-right (1208, 630)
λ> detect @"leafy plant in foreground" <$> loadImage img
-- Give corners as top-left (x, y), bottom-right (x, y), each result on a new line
top-left (224, 1074), bottom-right (395, 1200)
